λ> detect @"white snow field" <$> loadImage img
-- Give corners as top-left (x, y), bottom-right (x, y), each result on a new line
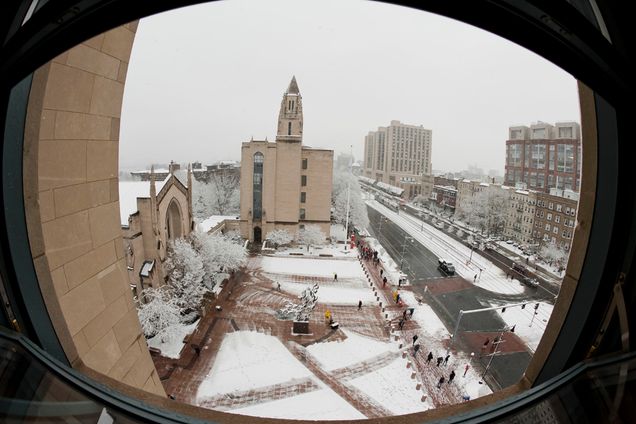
top-left (260, 255), bottom-right (375, 305)
top-left (260, 255), bottom-right (365, 279)
top-left (349, 357), bottom-right (433, 415)
top-left (197, 331), bottom-right (311, 399)
top-left (367, 200), bottom-right (525, 295)
top-left (306, 329), bottom-right (398, 371)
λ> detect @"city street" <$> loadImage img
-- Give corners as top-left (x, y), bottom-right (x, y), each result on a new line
top-left (367, 203), bottom-right (555, 389)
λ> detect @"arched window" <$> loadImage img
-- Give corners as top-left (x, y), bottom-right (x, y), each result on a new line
top-left (166, 199), bottom-right (182, 240)
top-left (253, 152), bottom-right (264, 220)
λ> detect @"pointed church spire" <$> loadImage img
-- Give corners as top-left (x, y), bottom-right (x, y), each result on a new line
top-left (286, 75), bottom-right (300, 94)
top-left (277, 76), bottom-right (303, 142)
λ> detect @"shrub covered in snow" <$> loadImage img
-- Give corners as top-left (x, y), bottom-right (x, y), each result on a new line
top-left (297, 225), bottom-right (326, 248)
top-left (265, 229), bottom-right (294, 248)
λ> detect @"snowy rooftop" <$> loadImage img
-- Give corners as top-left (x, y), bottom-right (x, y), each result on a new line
top-left (118, 181), bottom-right (150, 225)
top-left (198, 215), bottom-right (238, 233)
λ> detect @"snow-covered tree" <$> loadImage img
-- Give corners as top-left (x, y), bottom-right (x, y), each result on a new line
top-left (164, 238), bottom-right (207, 311)
top-left (192, 172), bottom-right (240, 218)
top-left (265, 229), bottom-right (294, 248)
top-left (540, 242), bottom-right (569, 270)
top-left (331, 171), bottom-right (369, 231)
top-left (298, 225), bottom-right (326, 249)
top-left (459, 189), bottom-right (508, 237)
top-left (457, 229), bottom-right (464, 238)
top-left (191, 231), bottom-right (247, 284)
top-left (137, 286), bottom-right (181, 338)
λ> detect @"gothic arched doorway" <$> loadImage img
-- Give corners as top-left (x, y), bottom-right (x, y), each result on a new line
top-left (166, 200), bottom-right (183, 241)
top-left (253, 226), bottom-right (262, 244)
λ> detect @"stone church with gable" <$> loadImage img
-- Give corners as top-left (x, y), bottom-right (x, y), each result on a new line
top-left (119, 165), bottom-right (194, 296)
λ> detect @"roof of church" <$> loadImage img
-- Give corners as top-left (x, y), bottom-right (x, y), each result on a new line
top-left (286, 76), bottom-right (299, 94)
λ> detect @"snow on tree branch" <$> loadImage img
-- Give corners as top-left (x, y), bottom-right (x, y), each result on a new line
top-left (137, 286), bottom-right (181, 338)
top-left (297, 224), bottom-right (326, 247)
top-left (265, 229), bottom-right (293, 248)
top-left (331, 170), bottom-right (369, 230)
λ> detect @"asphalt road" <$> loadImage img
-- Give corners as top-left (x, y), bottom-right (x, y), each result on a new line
top-left (367, 205), bottom-right (551, 389)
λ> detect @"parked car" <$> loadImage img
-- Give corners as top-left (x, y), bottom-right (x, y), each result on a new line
top-left (522, 277), bottom-right (540, 288)
top-left (438, 258), bottom-right (455, 275)
top-left (485, 242), bottom-right (496, 250)
top-left (506, 239), bottom-right (514, 244)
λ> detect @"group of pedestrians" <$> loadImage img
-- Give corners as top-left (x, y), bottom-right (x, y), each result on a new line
top-left (359, 245), bottom-right (379, 263)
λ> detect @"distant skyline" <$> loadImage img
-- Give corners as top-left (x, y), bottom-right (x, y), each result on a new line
top-left (120, 0), bottom-right (580, 173)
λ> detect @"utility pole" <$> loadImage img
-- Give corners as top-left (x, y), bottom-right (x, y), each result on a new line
top-left (480, 326), bottom-right (508, 384)
top-left (343, 145), bottom-right (352, 249)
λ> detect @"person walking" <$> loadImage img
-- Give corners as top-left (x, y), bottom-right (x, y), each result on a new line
top-left (399, 318), bottom-right (405, 330)
top-left (403, 309), bottom-right (408, 320)
top-left (192, 344), bottom-right (201, 356)
top-left (436, 356), bottom-right (443, 367)
top-left (444, 354), bottom-right (450, 366)
top-left (396, 293), bottom-right (401, 304)
top-left (474, 274), bottom-right (477, 282)
top-left (358, 300), bottom-right (362, 310)
top-left (334, 272), bottom-right (338, 281)
top-left (383, 276), bottom-right (387, 287)
top-left (380, 269), bottom-right (384, 277)
top-left (463, 364), bottom-right (470, 377)
top-left (414, 344), bottom-right (421, 355)
top-left (449, 370), bottom-right (456, 383)
top-left (277, 282), bottom-right (281, 291)
top-left (437, 376), bottom-right (445, 388)
top-left (412, 334), bottom-right (419, 345)
top-left (427, 351), bottom-right (434, 363)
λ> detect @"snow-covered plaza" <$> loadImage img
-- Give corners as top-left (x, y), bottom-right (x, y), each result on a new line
top-left (146, 247), bottom-right (534, 420)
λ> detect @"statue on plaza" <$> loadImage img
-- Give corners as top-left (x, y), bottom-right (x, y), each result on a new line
top-left (276, 283), bottom-right (319, 334)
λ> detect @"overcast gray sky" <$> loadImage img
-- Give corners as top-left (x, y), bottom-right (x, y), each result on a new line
top-left (119, 0), bottom-right (580, 173)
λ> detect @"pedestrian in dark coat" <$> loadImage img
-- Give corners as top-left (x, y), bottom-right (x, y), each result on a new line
top-left (383, 276), bottom-right (387, 287)
top-left (449, 370), bottom-right (456, 383)
top-left (444, 354), bottom-right (450, 365)
top-left (399, 318), bottom-right (405, 330)
top-left (427, 351), bottom-right (434, 363)
top-left (403, 309), bottom-right (408, 320)
top-left (358, 300), bottom-right (362, 310)
top-left (412, 334), bottom-right (418, 345)
top-left (380, 269), bottom-right (384, 277)
top-left (414, 344), bottom-right (420, 354)
top-left (334, 273), bottom-right (338, 281)
top-left (436, 356), bottom-right (443, 367)
top-left (437, 376), bottom-right (445, 388)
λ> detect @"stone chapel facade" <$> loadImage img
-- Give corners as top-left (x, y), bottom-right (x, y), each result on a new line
top-left (239, 77), bottom-right (333, 242)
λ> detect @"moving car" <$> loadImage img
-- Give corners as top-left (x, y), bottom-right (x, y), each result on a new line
top-left (438, 258), bottom-right (455, 275)
top-left (522, 277), bottom-right (540, 288)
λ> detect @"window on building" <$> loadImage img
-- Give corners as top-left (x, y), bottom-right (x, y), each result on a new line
top-left (288, 122), bottom-right (292, 135)
top-left (300, 192), bottom-right (306, 203)
top-left (555, 215), bottom-right (560, 223)
top-left (299, 208), bottom-right (305, 220)
top-left (545, 223), bottom-right (550, 231)
top-left (302, 158), bottom-right (307, 169)
top-left (547, 213), bottom-right (552, 221)
top-left (253, 152), bottom-right (264, 220)
top-left (549, 202), bottom-right (554, 210)
top-left (558, 126), bottom-right (573, 138)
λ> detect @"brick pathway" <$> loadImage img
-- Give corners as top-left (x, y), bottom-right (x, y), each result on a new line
top-left (199, 377), bottom-right (320, 411)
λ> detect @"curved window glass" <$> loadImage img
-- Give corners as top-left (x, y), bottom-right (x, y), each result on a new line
top-left (253, 152), bottom-right (264, 220)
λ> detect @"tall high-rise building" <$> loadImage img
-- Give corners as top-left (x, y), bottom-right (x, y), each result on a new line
top-left (239, 77), bottom-right (333, 242)
top-left (362, 120), bottom-right (432, 198)
top-left (504, 121), bottom-right (581, 192)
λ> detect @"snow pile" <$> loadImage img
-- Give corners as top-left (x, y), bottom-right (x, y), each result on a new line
top-left (146, 319), bottom-right (199, 359)
top-left (365, 237), bottom-right (404, 285)
top-left (306, 329), bottom-right (398, 371)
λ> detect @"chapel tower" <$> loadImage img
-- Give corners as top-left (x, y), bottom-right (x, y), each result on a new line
top-left (276, 76), bottom-right (303, 141)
